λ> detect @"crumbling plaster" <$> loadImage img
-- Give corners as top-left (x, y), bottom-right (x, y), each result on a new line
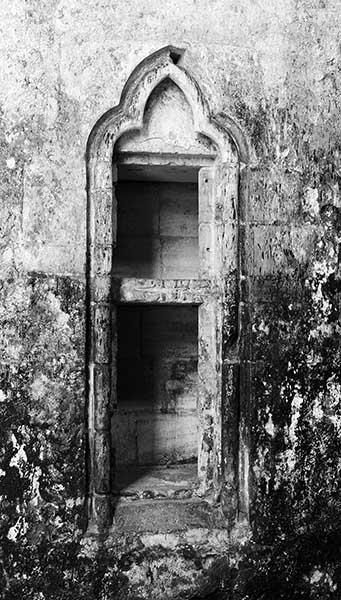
top-left (1, 0), bottom-right (341, 599)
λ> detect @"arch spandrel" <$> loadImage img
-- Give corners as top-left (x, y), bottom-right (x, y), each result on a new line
top-left (87, 46), bottom-right (246, 168)
top-left (115, 78), bottom-right (217, 158)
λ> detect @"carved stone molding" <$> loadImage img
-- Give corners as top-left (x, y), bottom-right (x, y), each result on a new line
top-left (114, 278), bottom-right (217, 304)
top-left (86, 45), bottom-right (250, 535)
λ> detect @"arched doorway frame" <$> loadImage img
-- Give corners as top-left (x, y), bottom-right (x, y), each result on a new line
top-left (86, 46), bottom-right (250, 533)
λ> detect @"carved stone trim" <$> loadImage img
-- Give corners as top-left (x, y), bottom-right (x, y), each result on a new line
top-left (86, 45), bottom-right (249, 534)
top-left (113, 277), bottom-right (217, 304)
top-left (115, 151), bottom-right (217, 168)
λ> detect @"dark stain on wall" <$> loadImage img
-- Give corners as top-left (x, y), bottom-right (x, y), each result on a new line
top-left (1, 1), bottom-right (341, 598)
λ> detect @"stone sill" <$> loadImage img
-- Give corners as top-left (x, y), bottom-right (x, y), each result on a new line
top-left (110, 497), bottom-right (229, 535)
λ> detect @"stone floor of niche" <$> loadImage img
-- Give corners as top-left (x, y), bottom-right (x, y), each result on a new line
top-left (114, 462), bottom-right (198, 500)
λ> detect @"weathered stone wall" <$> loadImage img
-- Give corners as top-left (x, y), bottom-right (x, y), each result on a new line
top-left (1, 1), bottom-right (341, 598)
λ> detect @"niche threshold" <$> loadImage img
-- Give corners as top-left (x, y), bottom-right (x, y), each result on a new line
top-left (114, 463), bottom-right (198, 500)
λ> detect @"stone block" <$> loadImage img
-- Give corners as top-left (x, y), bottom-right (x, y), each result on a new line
top-left (94, 365), bottom-right (112, 429)
top-left (22, 243), bottom-right (85, 276)
top-left (222, 222), bottom-right (238, 273)
top-left (221, 164), bottom-right (239, 224)
top-left (94, 430), bottom-right (111, 493)
top-left (136, 413), bottom-right (198, 464)
top-left (198, 222), bottom-right (214, 277)
top-left (159, 184), bottom-right (197, 237)
top-left (112, 412), bottom-right (138, 466)
top-left (248, 168), bottom-right (301, 225)
top-left (94, 189), bottom-right (116, 246)
top-left (113, 236), bottom-right (161, 278)
top-left (91, 494), bottom-right (112, 529)
top-left (199, 167), bottom-right (214, 223)
top-left (161, 237), bottom-right (198, 278)
top-left (250, 225), bottom-right (291, 276)
top-left (94, 305), bottom-right (112, 363)
top-left (117, 181), bottom-right (159, 236)
top-left (153, 356), bottom-right (198, 412)
top-left (93, 245), bottom-right (112, 276)
top-left (111, 498), bottom-right (227, 534)
top-left (91, 276), bottom-right (111, 303)
top-left (142, 306), bottom-right (197, 358)
top-left (93, 161), bottom-right (112, 190)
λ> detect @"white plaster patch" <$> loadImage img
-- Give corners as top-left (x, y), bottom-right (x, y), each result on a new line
top-left (279, 389), bottom-right (304, 472)
top-left (2, 247), bottom-right (14, 264)
top-left (312, 397), bottom-right (324, 421)
top-left (310, 569), bottom-right (323, 584)
top-left (289, 390), bottom-right (304, 445)
top-left (312, 259), bottom-right (336, 281)
top-left (253, 320), bottom-right (269, 335)
top-left (243, 445), bottom-right (250, 510)
top-left (141, 533), bottom-right (178, 549)
top-left (329, 414), bottom-right (341, 431)
top-left (308, 273), bottom-right (335, 339)
top-left (9, 443), bottom-right (28, 474)
top-left (66, 496), bottom-right (84, 508)
top-left (7, 519), bottom-right (20, 541)
top-left (265, 412), bottom-right (275, 437)
top-left (6, 157), bottom-right (16, 169)
top-left (309, 321), bottom-right (334, 340)
top-left (7, 516), bottom-right (28, 541)
top-left (31, 373), bottom-right (49, 401)
top-left (303, 187), bottom-right (319, 217)
top-left (259, 320), bottom-right (269, 335)
top-left (328, 246), bottom-right (335, 259)
top-left (29, 466), bottom-right (42, 506)
top-left (327, 376), bottom-right (341, 405)
top-left (11, 433), bottom-right (19, 449)
top-left (325, 377), bottom-right (341, 430)
top-left (47, 292), bottom-right (70, 329)
top-left (309, 569), bottom-right (337, 591)
top-left (54, 516), bottom-right (63, 528)
top-left (285, 448), bottom-right (296, 472)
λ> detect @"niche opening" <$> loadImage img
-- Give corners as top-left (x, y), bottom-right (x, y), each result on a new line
top-left (112, 164), bottom-right (199, 279)
top-left (113, 304), bottom-right (199, 497)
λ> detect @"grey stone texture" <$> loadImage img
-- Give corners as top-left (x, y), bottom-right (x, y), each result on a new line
top-left (1, 2), bottom-right (341, 599)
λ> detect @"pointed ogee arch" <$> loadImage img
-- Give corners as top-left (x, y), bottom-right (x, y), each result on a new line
top-left (87, 45), bottom-right (249, 165)
top-left (85, 46), bottom-right (250, 534)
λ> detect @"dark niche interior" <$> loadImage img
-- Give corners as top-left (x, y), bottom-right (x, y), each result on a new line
top-left (112, 164), bottom-right (200, 497)
top-left (112, 165), bottom-right (199, 280)
top-left (113, 304), bottom-right (198, 495)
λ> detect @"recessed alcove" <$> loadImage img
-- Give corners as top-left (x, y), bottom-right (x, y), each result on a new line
top-left (113, 169), bottom-right (199, 280)
top-left (86, 47), bottom-right (245, 533)
top-left (111, 78), bottom-right (216, 496)
top-left (112, 304), bottom-right (198, 496)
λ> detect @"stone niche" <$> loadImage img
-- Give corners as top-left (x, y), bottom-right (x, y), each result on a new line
top-left (112, 80), bottom-right (212, 498)
top-left (114, 304), bottom-right (198, 493)
top-left (86, 47), bottom-right (249, 540)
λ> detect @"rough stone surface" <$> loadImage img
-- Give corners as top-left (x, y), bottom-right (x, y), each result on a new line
top-left (1, 1), bottom-right (341, 599)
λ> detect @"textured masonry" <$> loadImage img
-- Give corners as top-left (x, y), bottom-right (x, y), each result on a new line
top-left (86, 45), bottom-right (250, 533)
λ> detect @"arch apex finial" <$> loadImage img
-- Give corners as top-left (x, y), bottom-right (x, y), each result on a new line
top-left (168, 46), bottom-right (185, 65)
